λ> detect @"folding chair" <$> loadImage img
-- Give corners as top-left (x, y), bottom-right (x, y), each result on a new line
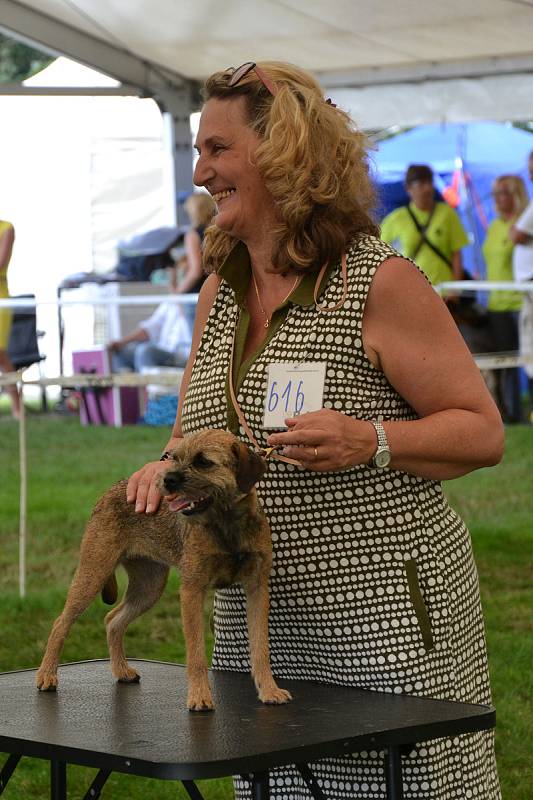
top-left (7, 294), bottom-right (47, 411)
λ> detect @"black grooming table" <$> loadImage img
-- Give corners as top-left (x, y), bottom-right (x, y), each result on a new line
top-left (0, 659), bottom-right (495, 800)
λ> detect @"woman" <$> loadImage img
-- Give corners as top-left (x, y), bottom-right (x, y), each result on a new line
top-left (171, 192), bottom-right (217, 331)
top-left (0, 218), bottom-right (20, 418)
top-left (483, 175), bottom-right (528, 423)
top-left (128, 62), bottom-right (503, 799)
top-left (171, 192), bottom-right (216, 293)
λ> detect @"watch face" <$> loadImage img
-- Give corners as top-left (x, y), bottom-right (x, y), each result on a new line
top-left (374, 449), bottom-right (391, 468)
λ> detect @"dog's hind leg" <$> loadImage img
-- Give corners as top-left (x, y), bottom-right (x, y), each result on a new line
top-left (105, 557), bottom-right (169, 683)
top-left (36, 553), bottom-right (119, 691)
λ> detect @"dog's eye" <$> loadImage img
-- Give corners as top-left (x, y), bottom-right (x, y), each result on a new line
top-left (192, 452), bottom-right (214, 469)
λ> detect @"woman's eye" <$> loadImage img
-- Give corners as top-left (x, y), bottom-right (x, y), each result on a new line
top-left (193, 453), bottom-right (214, 469)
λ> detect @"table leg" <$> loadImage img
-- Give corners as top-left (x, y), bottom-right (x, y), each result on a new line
top-left (182, 779), bottom-right (207, 800)
top-left (82, 769), bottom-right (111, 800)
top-left (251, 770), bottom-right (270, 800)
top-left (295, 763), bottom-right (327, 800)
top-left (0, 754), bottom-right (21, 794)
top-left (50, 760), bottom-right (67, 800)
top-left (385, 746), bottom-right (404, 800)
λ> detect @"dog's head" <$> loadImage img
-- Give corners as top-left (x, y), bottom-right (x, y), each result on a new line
top-left (159, 430), bottom-right (267, 517)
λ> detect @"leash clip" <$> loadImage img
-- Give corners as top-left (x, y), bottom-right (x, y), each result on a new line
top-left (258, 444), bottom-right (304, 470)
top-left (258, 445), bottom-right (282, 460)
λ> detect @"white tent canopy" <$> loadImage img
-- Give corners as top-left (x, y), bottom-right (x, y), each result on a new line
top-left (1, 0), bottom-right (533, 127)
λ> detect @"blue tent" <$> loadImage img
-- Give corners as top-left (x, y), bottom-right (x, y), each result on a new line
top-left (372, 122), bottom-right (533, 277)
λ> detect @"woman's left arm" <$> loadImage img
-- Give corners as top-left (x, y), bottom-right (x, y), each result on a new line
top-left (267, 257), bottom-right (504, 479)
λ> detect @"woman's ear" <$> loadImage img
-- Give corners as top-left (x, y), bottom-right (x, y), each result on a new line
top-left (232, 441), bottom-right (266, 493)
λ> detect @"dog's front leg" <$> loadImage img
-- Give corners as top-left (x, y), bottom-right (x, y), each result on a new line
top-left (243, 578), bottom-right (292, 705)
top-left (180, 582), bottom-right (213, 711)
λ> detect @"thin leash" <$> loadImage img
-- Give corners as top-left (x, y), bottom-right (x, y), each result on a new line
top-left (228, 330), bottom-right (303, 467)
top-left (314, 250), bottom-right (348, 312)
top-left (228, 250), bottom-right (349, 468)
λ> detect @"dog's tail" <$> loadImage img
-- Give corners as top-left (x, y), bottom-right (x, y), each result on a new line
top-left (101, 573), bottom-right (118, 605)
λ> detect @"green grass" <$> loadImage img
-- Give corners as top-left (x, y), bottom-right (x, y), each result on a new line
top-left (0, 417), bottom-right (232, 800)
top-left (444, 428), bottom-right (533, 799)
top-left (0, 417), bottom-right (532, 798)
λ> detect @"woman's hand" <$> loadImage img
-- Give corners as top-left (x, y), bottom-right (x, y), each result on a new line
top-left (126, 460), bottom-right (172, 514)
top-left (266, 409), bottom-right (376, 471)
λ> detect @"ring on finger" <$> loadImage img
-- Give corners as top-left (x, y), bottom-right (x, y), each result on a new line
top-left (313, 446), bottom-right (318, 459)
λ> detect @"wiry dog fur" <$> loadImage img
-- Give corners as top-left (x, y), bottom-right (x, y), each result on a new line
top-left (36, 429), bottom-right (291, 710)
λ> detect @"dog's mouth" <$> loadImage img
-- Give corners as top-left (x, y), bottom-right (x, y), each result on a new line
top-left (167, 495), bottom-right (214, 516)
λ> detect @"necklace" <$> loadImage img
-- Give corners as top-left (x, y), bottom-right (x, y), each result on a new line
top-left (251, 271), bottom-right (301, 328)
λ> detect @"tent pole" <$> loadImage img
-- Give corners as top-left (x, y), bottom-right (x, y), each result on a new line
top-left (157, 85), bottom-right (199, 226)
top-left (18, 376), bottom-right (27, 598)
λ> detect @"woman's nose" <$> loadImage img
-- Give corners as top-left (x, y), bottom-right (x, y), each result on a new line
top-left (193, 154), bottom-right (212, 188)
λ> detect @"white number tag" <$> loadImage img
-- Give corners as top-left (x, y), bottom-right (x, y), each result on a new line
top-left (263, 363), bottom-right (326, 429)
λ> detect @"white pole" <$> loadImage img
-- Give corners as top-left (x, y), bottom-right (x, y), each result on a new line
top-left (18, 379), bottom-right (27, 599)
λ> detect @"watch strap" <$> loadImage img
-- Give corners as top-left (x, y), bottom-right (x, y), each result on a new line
top-left (371, 421), bottom-right (388, 451)
top-left (370, 421), bottom-right (391, 467)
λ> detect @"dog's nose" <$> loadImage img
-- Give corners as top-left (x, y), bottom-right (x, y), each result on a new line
top-left (163, 471), bottom-right (185, 492)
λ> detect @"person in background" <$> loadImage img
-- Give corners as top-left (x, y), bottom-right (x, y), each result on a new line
top-left (483, 175), bottom-right (529, 423)
top-left (170, 192), bottom-right (216, 293)
top-left (127, 61), bottom-right (503, 799)
top-left (510, 151), bottom-right (533, 417)
top-left (170, 192), bottom-right (216, 331)
top-left (380, 163), bottom-right (469, 286)
top-left (107, 293), bottom-right (191, 373)
top-left (0, 218), bottom-right (21, 418)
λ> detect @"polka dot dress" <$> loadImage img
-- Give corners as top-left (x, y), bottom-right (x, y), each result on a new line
top-left (181, 235), bottom-right (501, 800)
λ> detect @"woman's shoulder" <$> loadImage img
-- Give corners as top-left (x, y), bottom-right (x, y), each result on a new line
top-left (198, 272), bottom-right (222, 303)
top-left (346, 233), bottom-right (398, 265)
top-left (191, 274), bottom-right (224, 338)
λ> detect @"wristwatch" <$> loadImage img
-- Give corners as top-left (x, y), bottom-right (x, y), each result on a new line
top-left (370, 421), bottom-right (391, 468)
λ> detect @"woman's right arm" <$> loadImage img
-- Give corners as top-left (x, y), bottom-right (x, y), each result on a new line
top-left (126, 273), bottom-right (221, 513)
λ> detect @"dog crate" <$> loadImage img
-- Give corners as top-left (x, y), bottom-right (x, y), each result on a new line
top-left (72, 346), bottom-right (140, 427)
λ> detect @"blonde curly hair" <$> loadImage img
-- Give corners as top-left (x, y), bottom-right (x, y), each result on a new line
top-left (201, 61), bottom-right (378, 274)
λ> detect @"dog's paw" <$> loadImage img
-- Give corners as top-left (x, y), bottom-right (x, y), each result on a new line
top-left (259, 685), bottom-right (292, 705)
top-left (36, 672), bottom-right (58, 692)
top-left (187, 688), bottom-right (215, 712)
top-left (116, 667), bottom-right (141, 684)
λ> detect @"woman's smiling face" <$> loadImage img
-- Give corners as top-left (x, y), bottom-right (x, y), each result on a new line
top-left (492, 181), bottom-right (514, 217)
top-left (193, 96), bottom-right (278, 244)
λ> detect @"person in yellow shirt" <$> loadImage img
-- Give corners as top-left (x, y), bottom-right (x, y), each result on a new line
top-left (482, 175), bottom-right (529, 423)
top-left (380, 163), bottom-right (469, 285)
top-left (0, 219), bottom-right (21, 418)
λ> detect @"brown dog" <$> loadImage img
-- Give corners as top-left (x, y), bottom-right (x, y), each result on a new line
top-left (36, 429), bottom-right (291, 711)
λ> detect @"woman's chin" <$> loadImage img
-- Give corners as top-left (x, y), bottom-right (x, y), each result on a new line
top-left (213, 212), bottom-right (238, 237)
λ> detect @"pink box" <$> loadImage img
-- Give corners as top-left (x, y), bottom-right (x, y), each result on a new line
top-left (72, 347), bottom-right (140, 427)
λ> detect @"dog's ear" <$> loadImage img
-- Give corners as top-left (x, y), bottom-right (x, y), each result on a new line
top-left (232, 441), bottom-right (267, 493)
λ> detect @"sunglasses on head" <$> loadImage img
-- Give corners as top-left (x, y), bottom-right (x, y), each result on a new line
top-left (228, 62), bottom-right (278, 96)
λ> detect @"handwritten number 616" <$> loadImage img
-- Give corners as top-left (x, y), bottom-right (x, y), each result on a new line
top-left (267, 380), bottom-right (305, 414)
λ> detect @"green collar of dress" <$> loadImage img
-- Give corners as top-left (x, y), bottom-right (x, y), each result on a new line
top-left (217, 240), bottom-right (335, 308)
